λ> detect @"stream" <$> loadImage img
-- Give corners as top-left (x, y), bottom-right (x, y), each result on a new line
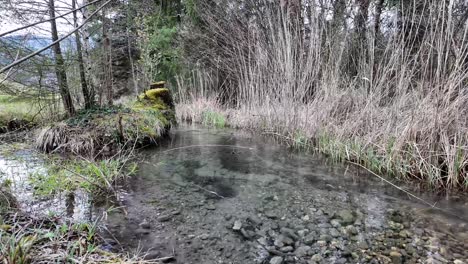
top-left (1, 124), bottom-right (468, 263)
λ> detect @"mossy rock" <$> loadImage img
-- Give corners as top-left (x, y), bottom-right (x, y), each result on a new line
top-left (137, 88), bottom-right (175, 110)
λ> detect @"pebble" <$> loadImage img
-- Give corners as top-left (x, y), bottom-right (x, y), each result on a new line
top-left (233, 220), bottom-right (242, 231)
top-left (298, 229), bottom-right (309, 237)
top-left (336, 210), bottom-right (355, 225)
top-left (294, 245), bottom-right (311, 257)
top-left (316, 240), bottom-right (327, 247)
top-left (304, 234), bottom-right (316, 245)
top-left (139, 220), bottom-right (151, 229)
top-left (389, 251), bottom-right (402, 264)
top-left (270, 256), bottom-right (283, 264)
top-left (281, 227), bottom-right (299, 241)
top-left (309, 254), bottom-right (322, 263)
top-left (280, 246), bottom-right (294, 253)
top-left (157, 214), bottom-right (173, 222)
top-left (265, 211), bottom-right (278, 219)
top-left (199, 233), bottom-right (210, 240)
top-left (206, 204), bottom-right (216, 210)
top-left (330, 219), bottom-right (341, 228)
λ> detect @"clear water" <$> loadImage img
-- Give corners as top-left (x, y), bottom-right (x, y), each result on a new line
top-left (1, 125), bottom-right (467, 263)
top-left (102, 124), bottom-right (468, 263)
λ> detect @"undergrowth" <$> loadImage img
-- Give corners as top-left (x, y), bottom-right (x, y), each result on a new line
top-left (0, 211), bottom-right (148, 263)
top-left (29, 157), bottom-right (137, 197)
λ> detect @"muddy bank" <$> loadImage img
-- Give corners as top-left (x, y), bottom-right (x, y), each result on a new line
top-left (102, 125), bottom-right (468, 264)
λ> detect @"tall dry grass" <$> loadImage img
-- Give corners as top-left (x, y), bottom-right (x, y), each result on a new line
top-left (176, 0), bottom-right (468, 190)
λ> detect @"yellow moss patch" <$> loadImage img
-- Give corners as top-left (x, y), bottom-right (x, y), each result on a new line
top-left (143, 88), bottom-right (170, 101)
top-left (137, 88), bottom-right (174, 110)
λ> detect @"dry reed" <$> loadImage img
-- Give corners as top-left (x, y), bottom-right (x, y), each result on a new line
top-left (176, 0), bottom-right (468, 190)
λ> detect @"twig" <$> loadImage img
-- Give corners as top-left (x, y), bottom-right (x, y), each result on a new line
top-left (192, 183), bottom-right (226, 199)
top-left (161, 144), bottom-right (254, 153)
top-left (349, 161), bottom-right (436, 206)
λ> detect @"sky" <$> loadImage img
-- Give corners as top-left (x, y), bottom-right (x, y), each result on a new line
top-left (0, 0), bottom-right (85, 37)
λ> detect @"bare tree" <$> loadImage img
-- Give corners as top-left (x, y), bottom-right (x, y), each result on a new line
top-left (48, 0), bottom-right (75, 116)
top-left (72, 0), bottom-right (93, 109)
top-left (102, 4), bottom-right (113, 106)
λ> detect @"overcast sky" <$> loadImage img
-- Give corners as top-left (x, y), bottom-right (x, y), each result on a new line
top-left (0, 0), bottom-right (85, 37)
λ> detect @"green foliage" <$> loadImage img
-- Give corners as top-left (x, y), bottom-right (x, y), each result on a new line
top-left (0, 232), bottom-right (37, 264)
top-left (202, 110), bottom-right (226, 128)
top-left (144, 13), bottom-right (181, 82)
top-left (292, 131), bottom-right (310, 150)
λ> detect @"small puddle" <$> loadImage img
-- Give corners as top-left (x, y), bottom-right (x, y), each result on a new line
top-left (0, 148), bottom-right (91, 220)
top-left (101, 124), bottom-right (468, 263)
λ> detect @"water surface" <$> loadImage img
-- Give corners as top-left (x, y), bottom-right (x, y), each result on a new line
top-left (102, 124), bottom-right (468, 263)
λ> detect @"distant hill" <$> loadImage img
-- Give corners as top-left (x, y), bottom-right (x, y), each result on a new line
top-left (1, 34), bottom-right (75, 54)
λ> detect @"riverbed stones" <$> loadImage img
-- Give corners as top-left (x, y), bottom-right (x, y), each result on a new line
top-left (98, 129), bottom-right (468, 264)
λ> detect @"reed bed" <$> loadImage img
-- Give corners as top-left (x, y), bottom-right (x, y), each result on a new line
top-left (175, 0), bottom-right (468, 190)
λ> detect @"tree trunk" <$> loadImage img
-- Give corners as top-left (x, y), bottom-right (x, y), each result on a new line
top-left (374, 0), bottom-right (384, 45)
top-left (48, 0), bottom-right (75, 116)
top-left (102, 5), bottom-right (113, 106)
top-left (72, 0), bottom-right (93, 109)
top-left (349, 0), bottom-right (370, 77)
top-left (81, 0), bottom-right (95, 102)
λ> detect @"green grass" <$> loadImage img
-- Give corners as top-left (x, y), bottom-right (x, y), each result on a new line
top-left (202, 110), bottom-right (226, 128)
top-left (0, 94), bottom-right (61, 130)
top-left (29, 158), bottom-right (137, 196)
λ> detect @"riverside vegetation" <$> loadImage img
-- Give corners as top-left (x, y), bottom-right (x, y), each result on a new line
top-left (0, 87), bottom-right (175, 263)
top-left (173, 0), bottom-right (468, 191)
top-left (1, 0), bottom-right (468, 263)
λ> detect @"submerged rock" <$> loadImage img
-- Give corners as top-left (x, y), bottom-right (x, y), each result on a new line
top-left (336, 210), bottom-right (355, 225)
top-left (233, 220), bottom-right (242, 231)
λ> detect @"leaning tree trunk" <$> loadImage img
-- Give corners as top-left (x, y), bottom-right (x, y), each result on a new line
top-left (72, 0), bottom-right (93, 109)
top-left (48, 0), bottom-right (75, 116)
